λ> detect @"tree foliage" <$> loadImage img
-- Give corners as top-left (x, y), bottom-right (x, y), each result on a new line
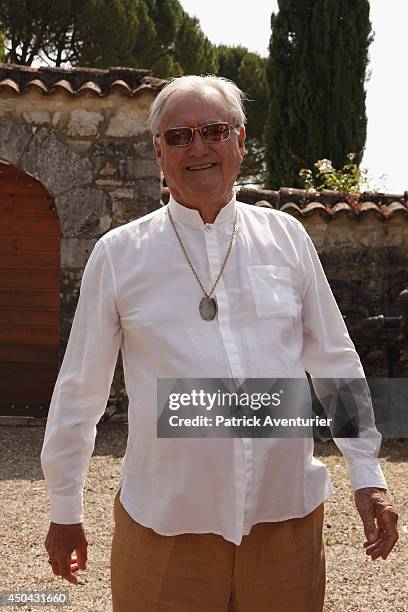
top-left (134, 0), bottom-right (183, 76)
top-left (217, 45), bottom-right (268, 184)
top-left (0, 0), bottom-right (217, 75)
top-left (175, 13), bottom-right (218, 75)
top-left (265, 0), bottom-right (373, 189)
top-left (0, 0), bottom-right (53, 65)
top-left (0, 31), bottom-right (5, 61)
top-left (130, 2), bottom-right (218, 77)
top-left (0, 0), bottom-right (141, 67)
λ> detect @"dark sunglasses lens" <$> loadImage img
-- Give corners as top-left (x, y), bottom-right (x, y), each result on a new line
top-left (201, 123), bottom-right (230, 142)
top-left (163, 128), bottom-right (193, 146)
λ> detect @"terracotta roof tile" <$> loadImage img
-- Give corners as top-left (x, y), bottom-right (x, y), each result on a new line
top-left (330, 202), bottom-right (352, 214)
top-left (235, 187), bottom-right (408, 221)
top-left (254, 200), bottom-right (273, 208)
top-left (160, 187), bottom-right (408, 221)
top-left (24, 78), bottom-right (48, 93)
top-left (0, 77), bottom-right (19, 93)
top-left (108, 79), bottom-right (132, 95)
top-left (379, 202), bottom-right (408, 219)
top-left (48, 78), bottom-right (75, 95)
top-left (77, 80), bottom-right (102, 96)
top-left (0, 63), bottom-right (166, 97)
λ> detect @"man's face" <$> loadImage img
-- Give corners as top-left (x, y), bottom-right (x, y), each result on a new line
top-left (153, 88), bottom-right (246, 209)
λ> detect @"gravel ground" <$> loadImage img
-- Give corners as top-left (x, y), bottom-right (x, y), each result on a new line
top-left (0, 423), bottom-right (406, 612)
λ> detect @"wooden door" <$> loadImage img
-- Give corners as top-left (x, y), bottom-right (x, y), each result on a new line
top-left (0, 162), bottom-right (60, 417)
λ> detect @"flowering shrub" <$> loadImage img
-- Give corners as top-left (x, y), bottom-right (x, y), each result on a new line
top-left (299, 153), bottom-right (386, 193)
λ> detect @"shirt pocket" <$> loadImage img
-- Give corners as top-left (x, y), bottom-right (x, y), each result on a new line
top-left (247, 265), bottom-right (301, 319)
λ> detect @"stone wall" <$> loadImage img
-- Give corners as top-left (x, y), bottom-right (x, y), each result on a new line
top-left (299, 212), bottom-right (408, 377)
top-left (0, 70), bottom-right (163, 415)
top-left (300, 210), bottom-right (408, 313)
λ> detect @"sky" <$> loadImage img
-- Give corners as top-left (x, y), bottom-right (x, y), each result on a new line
top-left (180, 0), bottom-right (408, 194)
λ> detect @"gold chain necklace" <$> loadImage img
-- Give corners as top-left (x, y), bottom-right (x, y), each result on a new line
top-left (167, 206), bottom-right (238, 320)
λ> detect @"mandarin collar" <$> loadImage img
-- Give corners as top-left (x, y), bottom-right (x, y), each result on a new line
top-left (167, 192), bottom-right (237, 230)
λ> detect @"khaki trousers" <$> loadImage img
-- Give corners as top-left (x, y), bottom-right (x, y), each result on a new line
top-left (111, 491), bottom-right (325, 612)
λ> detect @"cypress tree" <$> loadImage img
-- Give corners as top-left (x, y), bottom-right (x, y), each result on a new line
top-left (265, 0), bottom-right (373, 189)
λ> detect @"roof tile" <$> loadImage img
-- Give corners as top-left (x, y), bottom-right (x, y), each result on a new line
top-left (24, 78), bottom-right (48, 93)
top-left (235, 187), bottom-right (408, 220)
top-left (161, 187), bottom-right (408, 220)
top-left (0, 63), bottom-right (165, 97)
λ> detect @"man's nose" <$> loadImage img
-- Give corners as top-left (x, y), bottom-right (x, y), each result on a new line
top-left (188, 129), bottom-right (209, 154)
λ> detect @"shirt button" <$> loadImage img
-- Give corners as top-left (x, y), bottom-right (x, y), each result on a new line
top-left (205, 225), bottom-right (212, 232)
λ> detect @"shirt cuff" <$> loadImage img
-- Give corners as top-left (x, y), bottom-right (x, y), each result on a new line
top-left (48, 492), bottom-right (84, 524)
top-left (346, 460), bottom-right (388, 491)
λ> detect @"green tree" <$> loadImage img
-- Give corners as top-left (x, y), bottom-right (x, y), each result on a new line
top-left (237, 51), bottom-right (268, 184)
top-left (0, 0), bottom-right (141, 67)
top-left (53, 0), bottom-right (140, 68)
top-left (217, 45), bottom-right (247, 81)
top-left (0, 31), bottom-right (6, 61)
top-left (217, 45), bottom-right (268, 185)
top-left (137, 0), bottom-right (183, 76)
top-left (130, 0), bottom-right (158, 70)
top-left (130, 2), bottom-right (218, 78)
top-left (0, 0), bottom-right (53, 64)
top-left (265, 0), bottom-right (373, 189)
top-left (175, 13), bottom-right (218, 75)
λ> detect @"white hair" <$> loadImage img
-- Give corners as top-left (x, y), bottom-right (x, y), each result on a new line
top-left (147, 74), bottom-right (247, 134)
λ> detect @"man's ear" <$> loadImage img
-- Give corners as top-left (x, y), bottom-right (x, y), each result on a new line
top-left (238, 126), bottom-right (246, 158)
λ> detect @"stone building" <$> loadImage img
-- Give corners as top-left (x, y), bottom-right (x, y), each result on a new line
top-left (1, 62), bottom-right (407, 421)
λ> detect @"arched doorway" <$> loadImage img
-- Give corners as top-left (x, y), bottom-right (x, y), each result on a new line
top-left (0, 161), bottom-right (60, 417)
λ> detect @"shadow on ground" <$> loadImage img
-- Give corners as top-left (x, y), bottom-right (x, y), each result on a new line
top-left (0, 422), bottom-right (406, 482)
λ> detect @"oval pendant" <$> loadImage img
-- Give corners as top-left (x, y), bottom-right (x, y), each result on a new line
top-left (199, 296), bottom-right (217, 321)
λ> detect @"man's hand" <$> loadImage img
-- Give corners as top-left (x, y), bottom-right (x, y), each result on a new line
top-left (45, 522), bottom-right (88, 585)
top-left (354, 487), bottom-right (399, 560)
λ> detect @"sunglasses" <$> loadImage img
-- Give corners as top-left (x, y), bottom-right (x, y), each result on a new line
top-left (157, 122), bottom-right (240, 147)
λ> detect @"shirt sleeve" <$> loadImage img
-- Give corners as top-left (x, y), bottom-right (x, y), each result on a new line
top-left (297, 223), bottom-right (387, 491)
top-left (40, 238), bottom-right (123, 523)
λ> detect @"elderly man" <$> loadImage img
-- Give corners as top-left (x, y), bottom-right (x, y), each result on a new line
top-left (42, 75), bottom-right (398, 611)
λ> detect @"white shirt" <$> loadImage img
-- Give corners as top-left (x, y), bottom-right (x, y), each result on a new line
top-left (41, 193), bottom-right (387, 545)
